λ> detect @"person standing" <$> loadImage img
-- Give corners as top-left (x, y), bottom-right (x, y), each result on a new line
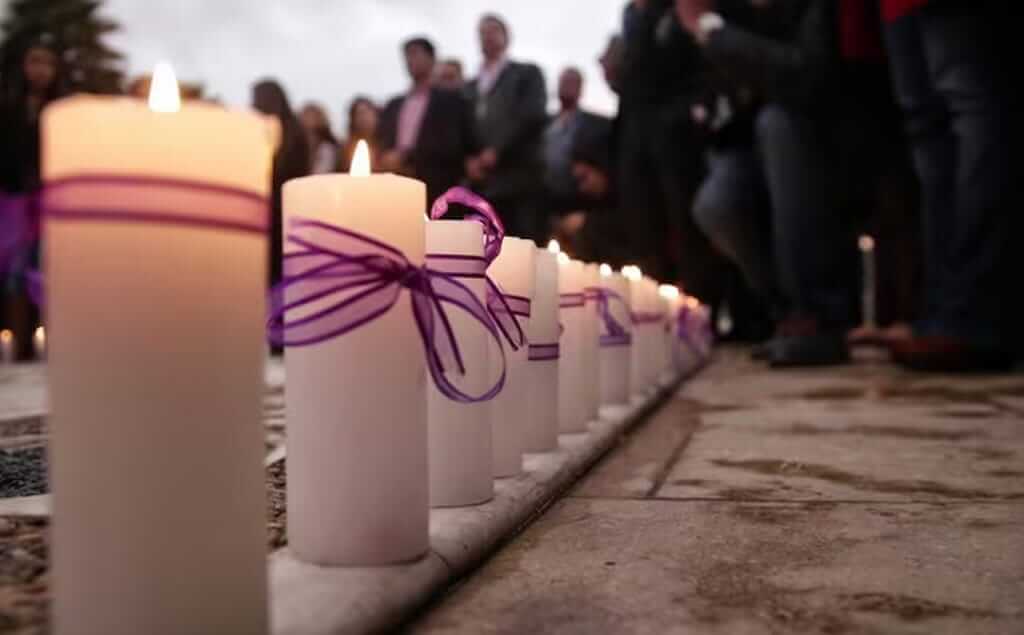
top-left (543, 67), bottom-right (614, 257)
top-left (299, 102), bottom-right (340, 174)
top-left (435, 58), bottom-right (465, 90)
top-left (464, 14), bottom-right (548, 242)
top-left (338, 96), bottom-right (380, 173)
top-left (252, 80), bottom-right (309, 289)
top-left (0, 35), bottom-right (64, 360)
top-left (881, 0), bottom-right (1019, 371)
top-left (377, 37), bottom-right (479, 205)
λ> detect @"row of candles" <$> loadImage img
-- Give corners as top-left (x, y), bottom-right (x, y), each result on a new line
top-left (0, 326), bottom-right (45, 363)
top-left (35, 64), bottom-right (710, 634)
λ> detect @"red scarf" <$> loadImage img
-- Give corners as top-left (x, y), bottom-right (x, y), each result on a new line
top-left (839, 0), bottom-right (885, 60)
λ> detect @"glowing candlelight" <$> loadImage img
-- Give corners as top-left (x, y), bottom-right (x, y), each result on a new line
top-left (33, 326), bottom-right (45, 360)
top-left (859, 234), bottom-right (877, 329)
top-left (547, 238), bottom-right (560, 254)
top-left (147, 61), bottom-right (181, 113)
top-left (0, 329), bottom-right (13, 364)
top-left (599, 263), bottom-right (613, 277)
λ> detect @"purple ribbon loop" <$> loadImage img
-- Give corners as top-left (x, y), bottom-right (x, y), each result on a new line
top-left (430, 187), bottom-right (526, 350)
top-left (269, 217), bottom-right (505, 403)
top-left (528, 342), bottom-right (560, 361)
top-left (585, 286), bottom-right (632, 348)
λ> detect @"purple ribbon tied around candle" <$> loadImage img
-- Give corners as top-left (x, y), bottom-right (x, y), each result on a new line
top-left (429, 187), bottom-right (527, 351)
top-left (528, 342), bottom-right (560, 361)
top-left (673, 306), bottom-right (711, 367)
top-left (267, 216), bottom-right (506, 404)
top-left (631, 310), bottom-right (665, 325)
top-left (585, 286), bottom-right (632, 347)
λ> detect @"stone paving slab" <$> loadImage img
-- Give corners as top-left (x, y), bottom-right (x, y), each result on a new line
top-left (410, 348), bottom-right (1024, 634)
top-left (412, 497), bottom-right (1024, 635)
top-left (268, 380), bottom-right (683, 635)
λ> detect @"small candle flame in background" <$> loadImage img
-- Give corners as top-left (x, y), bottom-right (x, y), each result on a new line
top-left (556, 252), bottom-right (570, 266)
top-left (148, 62), bottom-right (181, 113)
top-left (0, 329), bottom-right (13, 364)
top-left (621, 265), bottom-right (642, 281)
top-left (547, 239), bottom-right (560, 254)
top-left (33, 326), bottom-right (46, 360)
top-left (658, 284), bottom-right (679, 300)
top-left (858, 234), bottom-right (875, 253)
top-left (350, 140), bottom-right (371, 177)
top-left (686, 296), bottom-right (700, 310)
top-left (599, 263), bottom-right (613, 277)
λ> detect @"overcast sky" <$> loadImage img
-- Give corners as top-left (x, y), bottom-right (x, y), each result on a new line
top-left (102, 0), bottom-right (625, 132)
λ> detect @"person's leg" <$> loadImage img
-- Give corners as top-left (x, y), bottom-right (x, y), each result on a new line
top-left (919, 1), bottom-right (1016, 348)
top-left (692, 147), bottom-right (777, 303)
top-left (617, 116), bottom-right (665, 277)
top-left (756, 104), bottom-right (855, 332)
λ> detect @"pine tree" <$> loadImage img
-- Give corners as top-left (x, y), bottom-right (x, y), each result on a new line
top-left (1, 0), bottom-right (124, 94)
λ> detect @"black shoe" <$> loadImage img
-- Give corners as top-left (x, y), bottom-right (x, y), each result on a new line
top-left (769, 332), bottom-right (850, 368)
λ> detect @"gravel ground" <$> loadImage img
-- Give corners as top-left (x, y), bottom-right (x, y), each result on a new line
top-left (0, 449), bottom-right (47, 499)
top-left (0, 458), bottom-right (288, 633)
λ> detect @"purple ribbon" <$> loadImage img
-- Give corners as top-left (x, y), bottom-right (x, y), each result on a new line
top-left (673, 306), bottom-right (711, 366)
top-left (430, 187), bottom-right (527, 350)
top-left (3, 175), bottom-right (270, 309)
top-left (0, 193), bottom-right (40, 298)
top-left (631, 310), bottom-right (665, 325)
top-left (560, 292), bottom-right (585, 308)
top-left (585, 286), bottom-right (632, 348)
top-left (528, 342), bottom-right (560, 361)
top-left (267, 216), bottom-right (505, 403)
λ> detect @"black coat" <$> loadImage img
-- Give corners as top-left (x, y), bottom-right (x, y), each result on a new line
top-left (465, 61), bottom-right (548, 200)
top-left (378, 87), bottom-right (479, 205)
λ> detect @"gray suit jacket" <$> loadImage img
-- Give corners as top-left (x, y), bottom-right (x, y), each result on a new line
top-left (465, 60), bottom-right (548, 199)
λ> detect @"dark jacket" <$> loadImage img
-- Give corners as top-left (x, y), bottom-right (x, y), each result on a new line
top-left (378, 87), bottom-right (479, 204)
top-left (543, 109), bottom-right (614, 214)
top-left (706, 0), bottom-right (837, 111)
top-left (465, 61), bottom-right (547, 200)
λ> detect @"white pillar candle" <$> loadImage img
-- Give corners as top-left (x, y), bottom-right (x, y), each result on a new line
top-left (33, 326), bottom-right (46, 361)
top-left (859, 234), bottom-right (877, 330)
top-left (487, 237), bottom-right (536, 477)
top-left (285, 144), bottom-right (429, 564)
top-left (0, 329), bottom-right (13, 364)
top-left (426, 220), bottom-right (492, 507)
top-left (642, 277), bottom-right (661, 388)
top-left (659, 285), bottom-right (681, 380)
top-left (558, 256), bottom-right (587, 433)
top-left (581, 263), bottom-right (601, 423)
top-left (524, 246), bottom-right (560, 452)
top-left (623, 266), bottom-right (646, 398)
top-left (44, 69), bottom-right (275, 634)
top-left (599, 267), bottom-right (632, 406)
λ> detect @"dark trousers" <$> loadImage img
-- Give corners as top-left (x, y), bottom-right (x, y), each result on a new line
top-left (617, 111), bottom-right (718, 298)
top-left (693, 105), bottom-right (856, 328)
top-left (884, 1), bottom-right (1019, 346)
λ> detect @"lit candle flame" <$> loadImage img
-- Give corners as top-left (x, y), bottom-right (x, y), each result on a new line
top-left (556, 252), bottom-right (570, 266)
top-left (350, 140), bottom-right (371, 177)
top-left (0, 329), bottom-right (11, 344)
top-left (686, 296), bottom-right (700, 309)
top-left (658, 284), bottom-right (680, 300)
top-left (148, 61), bottom-right (181, 113)
top-left (858, 234), bottom-right (875, 252)
top-left (547, 239), bottom-right (560, 254)
top-left (599, 263), bottom-right (612, 277)
top-left (621, 265), bottom-right (642, 281)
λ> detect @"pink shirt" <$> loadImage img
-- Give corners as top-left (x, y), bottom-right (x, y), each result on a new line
top-left (397, 88), bottom-right (430, 152)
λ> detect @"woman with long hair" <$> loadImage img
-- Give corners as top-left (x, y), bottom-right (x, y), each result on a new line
top-left (1, 34), bottom-right (66, 360)
top-left (299, 102), bottom-right (339, 174)
top-left (252, 79), bottom-right (310, 290)
top-left (338, 95), bottom-right (380, 172)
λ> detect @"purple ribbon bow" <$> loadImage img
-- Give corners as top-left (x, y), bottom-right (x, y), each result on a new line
top-left (429, 187), bottom-right (526, 350)
top-left (267, 216), bottom-right (505, 403)
top-left (585, 286), bottom-right (632, 347)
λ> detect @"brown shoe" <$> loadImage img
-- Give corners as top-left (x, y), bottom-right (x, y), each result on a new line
top-left (890, 335), bottom-right (1014, 373)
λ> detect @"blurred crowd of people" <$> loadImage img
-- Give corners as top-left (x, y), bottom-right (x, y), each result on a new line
top-left (2, 1), bottom-right (1020, 372)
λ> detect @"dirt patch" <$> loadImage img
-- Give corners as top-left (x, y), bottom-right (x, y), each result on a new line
top-left (776, 423), bottom-right (986, 441)
top-left (715, 487), bottom-right (779, 501)
top-left (668, 478), bottom-right (708, 487)
top-left (841, 592), bottom-right (997, 621)
top-left (985, 469), bottom-right (1024, 479)
top-left (963, 519), bottom-right (1006, 530)
top-left (710, 458), bottom-right (1022, 500)
top-left (969, 448), bottom-right (1016, 461)
top-left (783, 386), bottom-right (866, 401)
top-left (729, 505), bottom-right (808, 525)
top-left (0, 418), bottom-right (44, 440)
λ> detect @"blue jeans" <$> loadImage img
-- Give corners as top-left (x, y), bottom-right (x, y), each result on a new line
top-left (693, 105), bottom-right (856, 328)
top-left (884, 1), bottom-right (1018, 347)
